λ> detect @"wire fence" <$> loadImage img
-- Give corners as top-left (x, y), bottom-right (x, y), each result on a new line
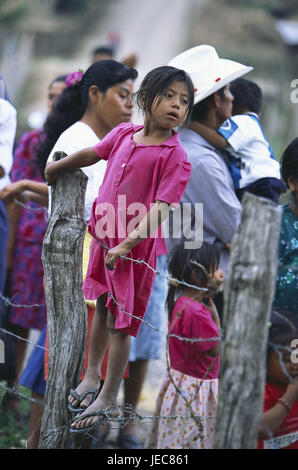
top-left (0, 198), bottom-right (296, 450)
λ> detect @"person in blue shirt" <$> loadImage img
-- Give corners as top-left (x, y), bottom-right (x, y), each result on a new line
top-left (190, 78), bottom-right (285, 204)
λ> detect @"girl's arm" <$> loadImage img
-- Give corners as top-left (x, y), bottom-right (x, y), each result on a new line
top-left (0, 180), bottom-right (49, 206)
top-left (258, 380), bottom-right (298, 440)
top-left (45, 147), bottom-right (99, 185)
top-left (189, 121), bottom-right (228, 150)
top-left (201, 297), bottom-right (221, 358)
top-left (21, 190), bottom-right (49, 207)
top-left (105, 200), bottom-right (170, 270)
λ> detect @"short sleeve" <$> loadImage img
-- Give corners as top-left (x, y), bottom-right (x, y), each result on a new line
top-left (93, 122), bottom-right (130, 161)
top-left (218, 116), bottom-right (253, 152)
top-left (156, 148), bottom-right (191, 207)
top-left (182, 304), bottom-right (220, 352)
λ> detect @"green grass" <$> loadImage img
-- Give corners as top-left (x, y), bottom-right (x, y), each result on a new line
top-left (0, 383), bottom-right (31, 449)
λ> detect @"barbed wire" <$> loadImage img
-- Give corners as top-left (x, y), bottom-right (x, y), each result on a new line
top-left (98, 240), bottom-right (209, 293)
top-left (13, 197), bottom-right (47, 214)
top-left (0, 290), bottom-right (46, 310)
top-left (0, 200), bottom-right (295, 449)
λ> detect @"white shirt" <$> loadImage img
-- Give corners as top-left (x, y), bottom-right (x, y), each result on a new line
top-left (47, 121), bottom-right (107, 221)
top-left (0, 98), bottom-right (17, 190)
top-left (218, 113), bottom-right (281, 189)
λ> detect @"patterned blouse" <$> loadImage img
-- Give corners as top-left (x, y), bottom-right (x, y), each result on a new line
top-left (10, 128), bottom-right (47, 243)
top-left (274, 204), bottom-right (298, 313)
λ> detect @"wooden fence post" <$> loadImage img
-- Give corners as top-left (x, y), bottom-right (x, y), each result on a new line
top-left (39, 152), bottom-right (88, 448)
top-left (214, 193), bottom-right (281, 449)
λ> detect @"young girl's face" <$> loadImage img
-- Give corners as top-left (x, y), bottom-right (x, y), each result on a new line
top-left (149, 80), bottom-right (190, 129)
top-left (267, 344), bottom-right (298, 386)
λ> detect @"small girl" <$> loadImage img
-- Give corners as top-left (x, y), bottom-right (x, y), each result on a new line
top-left (45, 65), bottom-right (194, 433)
top-left (147, 241), bottom-right (224, 449)
top-left (258, 310), bottom-right (298, 449)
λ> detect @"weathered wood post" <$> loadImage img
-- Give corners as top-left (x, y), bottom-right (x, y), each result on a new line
top-left (214, 193), bottom-right (281, 449)
top-left (39, 152), bottom-right (88, 448)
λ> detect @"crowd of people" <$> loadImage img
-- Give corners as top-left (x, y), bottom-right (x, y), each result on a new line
top-left (0, 42), bottom-right (297, 450)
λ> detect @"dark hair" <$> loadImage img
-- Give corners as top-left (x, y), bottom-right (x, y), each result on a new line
top-left (230, 78), bottom-right (263, 115)
top-left (135, 65), bottom-right (194, 121)
top-left (49, 74), bottom-right (68, 88)
top-left (92, 45), bottom-right (115, 58)
top-left (191, 86), bottom-right (226, 122)
top-left (166, 241), bottom-right (220, 320)
top-left (37, 60), bottom-right (138, 175)
top-left (280, 137), bottom-right (298, 187)
top-left (267, 308), bottom-right (297, 360)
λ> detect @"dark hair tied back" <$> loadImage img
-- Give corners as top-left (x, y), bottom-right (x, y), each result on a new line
top-left (166, 241), bottom-right (220, 320)
top-left (37, 60), bottom-right (137, 176)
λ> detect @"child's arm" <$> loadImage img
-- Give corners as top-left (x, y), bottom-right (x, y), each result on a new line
top-left (105, 200), bottom-right (170, 270)
top-left (45, 146), bottom-right (100, 185)
top-left (189, 121), bottom-right (228, 150)
top-left (258, 379), bottom-right (298, 440)
top-left (0, 180), bottom-right (49, 205)
top-left (201, 297), bottom-right (221, 358)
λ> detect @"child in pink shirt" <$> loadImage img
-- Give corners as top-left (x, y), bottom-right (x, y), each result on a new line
top-left (45, 65), bottom-right (194, 433)
top-left (147, 241), bottom-right (223, 449)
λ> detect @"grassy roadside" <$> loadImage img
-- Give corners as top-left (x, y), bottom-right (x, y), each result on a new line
top-left (0, 384), bottom-right (31, 449)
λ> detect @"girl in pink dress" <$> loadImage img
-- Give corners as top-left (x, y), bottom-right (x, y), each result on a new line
top-left (147, 241), bottom-right (224, 449)
top-left (45, 65), bottom-right (194, 433)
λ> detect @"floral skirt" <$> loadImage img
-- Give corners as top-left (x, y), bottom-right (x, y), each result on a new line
top-left (146, 368), bottom-right (218, 449)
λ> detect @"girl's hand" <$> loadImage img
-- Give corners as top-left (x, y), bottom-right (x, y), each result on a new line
top-left (0, 181), bottom-right (26, 202)
top-left (105, 243), bottom-right (130, 271)
top-left (44, 162), bottom-right (58, 186)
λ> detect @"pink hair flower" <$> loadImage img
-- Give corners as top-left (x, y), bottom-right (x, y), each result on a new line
top-left (66, 69), bottom-right (84, 87)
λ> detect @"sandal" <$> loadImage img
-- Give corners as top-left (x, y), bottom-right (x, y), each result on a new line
top-left (69, 409), bottom-right (107, 434)
top-left (70, 407), bottom-right (121, 434)
top-left (68, 388), bottom-right (100, 413)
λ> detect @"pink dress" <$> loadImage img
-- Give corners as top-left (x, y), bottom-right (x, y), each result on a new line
top-left (82, 123), bottom-right (191, 337)
top-left (147, 297), bottom-right (220, 449)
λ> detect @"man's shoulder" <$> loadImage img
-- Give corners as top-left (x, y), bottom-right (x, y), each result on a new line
top-left (179, 129), bottom-right (226, 168)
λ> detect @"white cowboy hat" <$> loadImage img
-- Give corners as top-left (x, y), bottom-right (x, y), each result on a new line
top-left (168, 44), bottom-right (253, 104)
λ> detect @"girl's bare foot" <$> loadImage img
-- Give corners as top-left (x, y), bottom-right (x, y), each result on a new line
top-left (70, 395), bottom-right (120, 431)
top-left (68, 373), bottom-right (101, 410)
